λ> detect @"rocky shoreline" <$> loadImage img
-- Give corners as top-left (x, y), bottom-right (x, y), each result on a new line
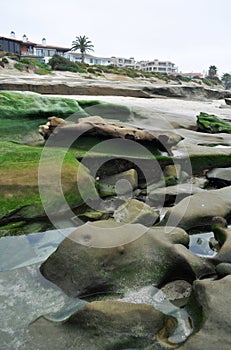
top-left (0, 85), bottom-right (231, 349)
top-left (1, 81), bottom-right (231, 100)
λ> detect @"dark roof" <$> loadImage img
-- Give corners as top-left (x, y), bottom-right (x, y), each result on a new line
top-left (0, 36), bottom-right (22, 43)
top-left (0, 35), bottom-right (70, 51)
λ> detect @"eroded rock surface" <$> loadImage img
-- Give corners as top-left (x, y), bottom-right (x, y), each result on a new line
top-left (181, 276), bottom-right (231, 350)
top-left (160, 187), bottom-right (231, 230)
top-left (40, 221), bottom-right (214, 298)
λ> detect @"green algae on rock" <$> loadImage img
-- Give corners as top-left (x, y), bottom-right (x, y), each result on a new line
top-left (0, 91), bottom-right (134, 142)
top-left (197, 112), bottom-right (231, 134)
top-left (0, 141), bottom-right (98, 236)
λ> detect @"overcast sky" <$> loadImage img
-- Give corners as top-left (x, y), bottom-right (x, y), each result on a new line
top-left (2, 0), bottom-right (231, 75)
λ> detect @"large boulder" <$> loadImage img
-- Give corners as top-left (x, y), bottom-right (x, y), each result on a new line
top-left (181, 276), bottom-right (231, 350)
top-left (160, 187), bottom-right (231, 230)
top-left (40, 221), bottom-right (214, 298)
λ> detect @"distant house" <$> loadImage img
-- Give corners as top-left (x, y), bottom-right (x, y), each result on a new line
top-left (0, 32), bottom-right (179, 73)
top-left (0, 33), bottom-right (70, 63)
top-left (111, 57), bottom-right (140, 69)
top-left (0, 35), bottom-right (21, 55)
top-left (66, 52), bottom-right (114, 66)
top-left (139, 59), bottom-right (177, 74)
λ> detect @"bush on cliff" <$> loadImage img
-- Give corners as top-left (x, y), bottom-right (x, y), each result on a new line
top-left (48, 54), bottom-right (87, 73)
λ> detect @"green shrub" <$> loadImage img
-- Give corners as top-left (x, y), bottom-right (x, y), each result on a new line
top-left (48, 54), bottom-right (87, 73)
top-left (202, 78), bottom-right (213, 86)
top-left (14, 63), bottom-right (24, 71)
top-left (2, 57), bottom-right (9, 64)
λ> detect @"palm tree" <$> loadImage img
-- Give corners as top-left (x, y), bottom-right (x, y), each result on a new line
top-left (208, 65), bottom-right (218, 78)
top-left (71, 35), bottom-right (94, 63)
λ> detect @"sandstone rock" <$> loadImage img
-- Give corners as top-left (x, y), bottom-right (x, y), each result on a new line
top-left (163, 164), bottom-right (181, 178)
top-left (29, 301), bottom-right (174, 350)
top-left (69, 300), bottom-right (176, 337)
top-left (160, 187), bottom-right (231, 230)
top-left (40, 222), bottom-right (214, 298)
top-left (1, 82), bottom-right (231, 100)
top-left (148, 183), bottom-right (205, 206)
top-left (98, 169), bottom-right (138, 197)
top-left (113, 198), bottom-right (159, 226)
top-left (211, 217), bottom-right (231, 264)
top-left (39, 115), bottom-right (183, 153)
top-left (181, 276), bottom-right (231, 350)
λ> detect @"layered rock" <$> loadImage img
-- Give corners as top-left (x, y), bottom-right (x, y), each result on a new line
top-left (39, 115), bottom-right (183, 153)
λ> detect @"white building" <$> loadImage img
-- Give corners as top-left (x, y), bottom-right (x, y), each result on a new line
top-left (66, 52), bottom-right (115, 66)
top-left (139, 59), bottom-right (177, 74)
top-left (111, 57), bottom-right (140, 69)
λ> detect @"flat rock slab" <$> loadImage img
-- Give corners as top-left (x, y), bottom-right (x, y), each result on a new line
top-left (148, 183), bottom-right (205, 205)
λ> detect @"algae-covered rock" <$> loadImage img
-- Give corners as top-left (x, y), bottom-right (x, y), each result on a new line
top-left (197, 112), bottom-right (231, 134)
top-left (0, 91), bottom-right (83, 119)
top-left (0, 91), bottom-right (86, 141)
top-left (78, 100), bottom-right (132, 122)
top-left (40, 221), bottom-right (214, 298)
top-left (0, 91), bottom-right (134, 142)
top-left (0, 141), bottom-right (98, 236)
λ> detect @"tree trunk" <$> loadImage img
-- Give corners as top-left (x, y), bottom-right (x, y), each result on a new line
top-left (81, 50), bottom-right (85, 63)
